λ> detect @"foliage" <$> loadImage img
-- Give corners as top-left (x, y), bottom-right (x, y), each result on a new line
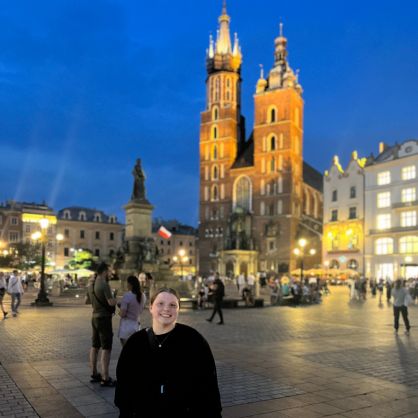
top-left (66, 249), bottom-right (99, 271)
top-left (0, 242), bottom-right (43, 270)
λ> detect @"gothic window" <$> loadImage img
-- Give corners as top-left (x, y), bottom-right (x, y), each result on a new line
top-left (212, 106), bottom-right (219, 121)
top-left (212, 145), bottom-right (218, 160)
top-left (212, 185), bottom-right (219, 201)
top-left (269, 135), bottom-right (276, 151)
top-left (212, 125), bottom-right (218, 139)
top-left (234, 176), bottom-right (252, 211)
top-left (215, 77), bottom-right (220, 102)
top-left (212, 165), bottom-right (218, 180)
top-left (268, 106), bottom-right (277, 123)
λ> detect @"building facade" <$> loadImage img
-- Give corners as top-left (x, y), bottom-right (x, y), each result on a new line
top-left (198, 5), bottom-right (323, 277)
top-left (56, 207), bottom-right (123, 268)
top-left (152, 220), bottom-right (197, 276)
top-left (0, 201), bottom-right (58, 266)
top-left (364, 140), bottom-right (418, 280)
top-left (323, 153), bottom-right (366, 274)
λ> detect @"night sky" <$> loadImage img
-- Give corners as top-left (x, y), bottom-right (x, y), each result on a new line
top-left (1, 0), bottom-right (417, 226)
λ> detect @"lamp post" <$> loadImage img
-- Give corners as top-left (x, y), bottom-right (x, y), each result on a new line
top-left (172, 249), bottom-right (188, 279)
top-left (293, 238), bottom-right (316, 282)
top-left (31, 218), bottom-right (63, 306)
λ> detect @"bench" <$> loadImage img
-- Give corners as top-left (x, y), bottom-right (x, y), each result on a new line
top-left (180, 298), bottom-right (198, 310)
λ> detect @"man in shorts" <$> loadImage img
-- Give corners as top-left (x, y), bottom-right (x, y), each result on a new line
top-left (86, 262), bottom-right (117, 387)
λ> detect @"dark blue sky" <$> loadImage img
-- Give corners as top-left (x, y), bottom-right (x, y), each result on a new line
top-left (1, 0), bottom-right (417, 226)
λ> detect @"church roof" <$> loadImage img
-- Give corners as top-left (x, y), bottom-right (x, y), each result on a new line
top-left (303, 162), bottom-right (323, 192)
top-left (231, 135), bottom-right (254, 169)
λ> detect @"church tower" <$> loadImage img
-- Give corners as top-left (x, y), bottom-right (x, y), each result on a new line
top-left (199, 1), bottom-right (243, 274)
top-left (252, 23), bottom-right (304, 272)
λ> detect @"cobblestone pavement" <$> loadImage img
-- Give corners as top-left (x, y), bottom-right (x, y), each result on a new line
top-left (1, 287), bottom-right (418, 417)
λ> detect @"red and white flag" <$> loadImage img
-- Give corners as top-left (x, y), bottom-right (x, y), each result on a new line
top-left (158, 225), bottom-right (172, 239)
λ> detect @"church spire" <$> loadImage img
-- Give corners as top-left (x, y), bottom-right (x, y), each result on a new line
top-left (216, 0), bottom-right (232, 54)
top-left (260, 22), bottom-right (302, 94)
top-left (206, 0), bottom-right (242, 74)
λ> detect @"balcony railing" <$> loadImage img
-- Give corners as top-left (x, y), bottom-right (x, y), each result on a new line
top-left (392, 200), bottom-right (418, 209)
top-left (369, 225), bottom-right (418, 235)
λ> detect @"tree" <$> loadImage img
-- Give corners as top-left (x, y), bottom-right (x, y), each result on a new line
top-left (66, 249), bottom-right (98, 271)
top-left (0, 242), bottom-right (43, 270)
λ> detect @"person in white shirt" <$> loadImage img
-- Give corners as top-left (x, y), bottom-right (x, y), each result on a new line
top-left (7, 270), bottom-right (24, 316)
top-left (0, 272), bottom-right (8, 319)
top-left (237, 274), bottom-right (246, 297)
top-left (247, 273), bottom-right (255, 293)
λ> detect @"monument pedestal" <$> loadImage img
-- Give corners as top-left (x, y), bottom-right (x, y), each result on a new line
top-left (118, 158), bottom-right (174, 291)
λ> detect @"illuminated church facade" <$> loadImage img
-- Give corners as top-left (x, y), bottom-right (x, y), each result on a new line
top-left (198, 3), bottom-right (323, 277)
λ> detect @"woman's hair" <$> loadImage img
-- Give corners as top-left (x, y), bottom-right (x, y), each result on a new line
top-left (150, 287), bottom-right (180, 307)
top-left (127, 275), bottom-right (142, 304)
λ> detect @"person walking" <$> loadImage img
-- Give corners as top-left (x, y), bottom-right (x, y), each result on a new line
top-left (206, 274), bottom-right (225, 325)
top-left (117, 276), bottom-right (146, 346)
top-left (7, 270), bottom-right (23, 317)
top-left (386, 278), bottom-right (393, 302)
top-left (115, 288), bottom-right (222, 418)
top-left (0, 272), bottom-right (8, 319)
top-left (392, 279), bottom-right (411, 335)
top-left (86, 262), bottom-right (117, 387)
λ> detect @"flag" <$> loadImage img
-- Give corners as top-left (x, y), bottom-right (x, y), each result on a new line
top-left (158, 225), bottom-right (172, 239)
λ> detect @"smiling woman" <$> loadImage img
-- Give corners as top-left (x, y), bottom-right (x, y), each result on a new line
top-left (114, 288), bottom-right (222, 418)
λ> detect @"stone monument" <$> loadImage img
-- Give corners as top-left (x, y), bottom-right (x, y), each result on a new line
top-left (118, 159), bottom-right (158, 287)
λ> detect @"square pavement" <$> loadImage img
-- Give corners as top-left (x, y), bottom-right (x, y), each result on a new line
top-left (1, 286), bottom-right (418, 417)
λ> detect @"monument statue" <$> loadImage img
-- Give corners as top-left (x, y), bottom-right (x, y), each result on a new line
top-left (131, 159), bottom-right (147, 201)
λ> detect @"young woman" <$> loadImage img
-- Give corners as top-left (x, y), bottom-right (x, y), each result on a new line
top-left (115, 288), bottom-right (222, 417)
top-left (117, 276), bottom-right (146, 346)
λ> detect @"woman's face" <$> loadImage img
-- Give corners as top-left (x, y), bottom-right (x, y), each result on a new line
top-left (150, 292), bottom-right (179, 329)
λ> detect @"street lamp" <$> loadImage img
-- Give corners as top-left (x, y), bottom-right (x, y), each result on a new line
top-left (30, 218), bottom-right (63, 307)
top-left (172, 249), bottom-right (188, 279)
top-left (293, 238), bottom-right (316, 281)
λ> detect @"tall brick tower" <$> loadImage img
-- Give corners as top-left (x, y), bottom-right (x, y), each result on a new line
top-left (252, 23), bottom-right (304, 272)
top-left (198, 7), bottom-right (323, 277)
top-left (198, 1), bottom-right (243, 274)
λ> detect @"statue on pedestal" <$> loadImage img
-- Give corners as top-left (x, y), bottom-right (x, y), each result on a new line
top-left (131, 159), bottom-right (147, 202)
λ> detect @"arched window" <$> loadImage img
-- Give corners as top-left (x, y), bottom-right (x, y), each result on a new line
top-left (330, 259), bottom-right (339, 269)
top-left (348, 259), bottom-right (358, 270)
top-left (269, 135), bottom-right (276, 151)
top-left (375, 238), bottom-right (394, 255)
top-left (399, 236), bottom-right (418, 253)
top-left (215, 77), bottom-right (220, 101)
top-left (212, 145), bottom-right (218, 160)
top-left (212, 106), bottom-right (219, 121)
top-left (212, 125), bottom-right (218, 139)
top-left (63, 210), bottom-right (71, 220)
top-left (268, 106), bottom-right (277, 123)
top-left (212, 165), bottom-right (218, 180)
top-left (233, 176), bottom-right (252, 211)
top-left (212, 185), bottom-right (218, 201)
top-left (79, 211), bottom-right (86, 221)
